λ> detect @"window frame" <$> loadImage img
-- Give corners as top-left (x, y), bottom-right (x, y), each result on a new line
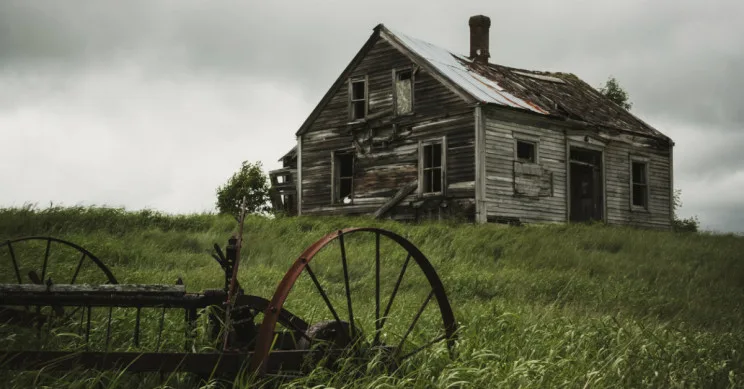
top-left (418, 137), bottom-right (447, 197)
top-left (331, 150), bottom-right (355, 205)
top-left (514, 135), bottom-right (540, 164)
top-left (392, 67), bottom-right (414, 116)
top-left (629, 156), bottom-right (650, 211)
top-left (348, 76), bottom-right (368, 121)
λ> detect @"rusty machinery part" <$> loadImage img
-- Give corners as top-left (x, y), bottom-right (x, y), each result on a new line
top-left (219, 294), bottom-right (310, 350)
top-left (250, 227), bottom-right (457, 374)
top-left (1, 236), bottom-right (118, 285)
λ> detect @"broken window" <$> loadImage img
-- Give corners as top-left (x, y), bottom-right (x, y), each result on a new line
top-left (395, 69), bottom-right (413, 115)
top-left (516, 140), bottom-right (536, 163)
top-left (334, 152), bottom-right (354, 204)
top-left (631, 161), bottom-right (648, 208)
top-left (422, 142), bottom-right (443, 194)
top-left (349, 78), bottom-right (367, 120)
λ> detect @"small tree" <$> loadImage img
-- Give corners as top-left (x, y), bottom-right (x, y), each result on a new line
top-left (598, 76), bottom-right (633, 111)
top-left (216, 161), bottom-right (271, 219)
top-left (671, 189), bottom-right (700, 232)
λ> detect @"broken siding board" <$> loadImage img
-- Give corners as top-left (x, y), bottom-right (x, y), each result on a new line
top-left (374, 180), bottom-right (419, 218)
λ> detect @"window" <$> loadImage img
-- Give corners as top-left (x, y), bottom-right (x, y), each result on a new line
top-left (516, 140), bottom-right (536, 163)
top-left (394, 69), bottom-right (413, 115)
top-left (631, 161), bottom-right (648, 208)
top-left (334, 152), bottom-right (354, 204)
top-left (422, 142), bottom-right (443, 194)
top-left (349, 78), bottom-right (367, 120)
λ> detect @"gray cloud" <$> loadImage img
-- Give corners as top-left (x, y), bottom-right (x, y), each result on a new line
top-left (1, 0), bottom-right (742, 232)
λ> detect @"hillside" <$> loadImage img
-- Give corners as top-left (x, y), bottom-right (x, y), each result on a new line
top-left (1, 206), bottom-right (743, 388)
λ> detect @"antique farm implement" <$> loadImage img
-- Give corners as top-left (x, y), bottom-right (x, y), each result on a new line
top-left (0, 226), bottom-right (457, 379)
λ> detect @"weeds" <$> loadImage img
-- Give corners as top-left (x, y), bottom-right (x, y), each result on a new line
top-left (0, 206), bottom-right (742, 388)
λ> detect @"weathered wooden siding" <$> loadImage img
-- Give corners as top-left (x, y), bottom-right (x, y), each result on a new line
top-left (483, 107), bottom-right (568, 223)
top-left (483, 106), bottom-right (672, 229)
top-left (604, 141), bottom-right (672, 229)
top-left (299, 36), bottom-right (474, 217)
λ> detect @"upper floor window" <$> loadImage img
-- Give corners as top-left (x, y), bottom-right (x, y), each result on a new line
top-left (349, 77), bottom-right (367, 120)
top-left (516, 140), bottom-right (536, 163)
top-left (394, 68), bottom-right (413, 115)
top-left (421, 141), bottom-right (444, 194)
top-left (631, 160), bottom-right (648, 209)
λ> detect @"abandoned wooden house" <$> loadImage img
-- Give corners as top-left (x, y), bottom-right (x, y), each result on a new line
top-left (269, 15), bottom-right (674, 229)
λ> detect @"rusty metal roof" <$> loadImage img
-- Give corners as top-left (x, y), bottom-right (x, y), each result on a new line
top-left (382, 26), bottom-right (670, 141)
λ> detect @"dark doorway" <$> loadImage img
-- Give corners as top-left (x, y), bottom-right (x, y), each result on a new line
top-left (569, 147), bottom-right (604, 222)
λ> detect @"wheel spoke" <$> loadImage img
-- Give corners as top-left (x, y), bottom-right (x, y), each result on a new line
top-left (305, 264), bottom-right (347, 340)
top-left (338, 231), bottom-right (354, 338)
top-left (280, 316), bottom-right (314, 343)
top-left (70, 252), bottom-right (86, 284)
top-left (7, 241), bottom-right (22, 283)
top-left (399, 334), bottom-right (447, 361)
top-left (41, 238), bottom-right (51, 281)
top-left (395, 289), bottom-right (434, 357)
top-left (375, 232), bottom-right (381, 340)
top-left (374, 253), bottom-right (411, 345)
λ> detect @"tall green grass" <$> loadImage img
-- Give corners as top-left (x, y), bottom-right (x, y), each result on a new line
top-left (0, 205), bottom-right (743, 388)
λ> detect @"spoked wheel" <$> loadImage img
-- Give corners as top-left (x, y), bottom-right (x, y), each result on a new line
top-left (0, 236), bottom-right (118, 286)
top-left (0, 237), bottom-right (118, 331)
top-left (250, 228), bottom-right (457, 374)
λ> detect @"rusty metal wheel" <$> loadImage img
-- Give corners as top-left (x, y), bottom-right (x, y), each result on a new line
top-left (250, 228), bottom-right (457, 374)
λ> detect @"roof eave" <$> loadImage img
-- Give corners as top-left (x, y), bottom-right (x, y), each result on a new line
top-left (483, 102), bottom-right (672, 144)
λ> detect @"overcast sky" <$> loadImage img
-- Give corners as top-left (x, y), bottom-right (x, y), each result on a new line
top-left (1, 1), bottom-right (742, 233)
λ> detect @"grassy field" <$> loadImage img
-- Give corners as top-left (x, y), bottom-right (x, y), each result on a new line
top-left (0, 206), bottom-right (743, 388)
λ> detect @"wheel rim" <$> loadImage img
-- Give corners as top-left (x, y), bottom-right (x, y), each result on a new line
top-left (0, 236), bottom-right (118, 285)
top-left (250, 227), bottom-right (457, 374)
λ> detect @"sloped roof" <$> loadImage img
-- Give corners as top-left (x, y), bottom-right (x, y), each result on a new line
top-left (382, 26), bottom-right (669, 141)
top-left (295, 24), bottom-right (670, 142)
top-left (277, 145), bottom-right (297, 162)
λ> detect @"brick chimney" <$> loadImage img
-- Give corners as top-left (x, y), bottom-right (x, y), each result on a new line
top-left (469, 15), bottom-right (491, 64)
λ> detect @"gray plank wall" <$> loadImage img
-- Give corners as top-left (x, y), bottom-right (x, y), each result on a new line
top-left (300, 37), bottom-right (474, 216)
top-left (484, 106), bottom-right (672, 229)
top-left (483, 107), bottom-right (568, 223)
top-left (604, 142), bottom-right (671, 229)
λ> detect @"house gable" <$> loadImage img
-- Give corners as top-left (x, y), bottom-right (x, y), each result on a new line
top-left (296, 25), bottom-right (474, 137)
top-left (296, 28), bottom-right (476, 217)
